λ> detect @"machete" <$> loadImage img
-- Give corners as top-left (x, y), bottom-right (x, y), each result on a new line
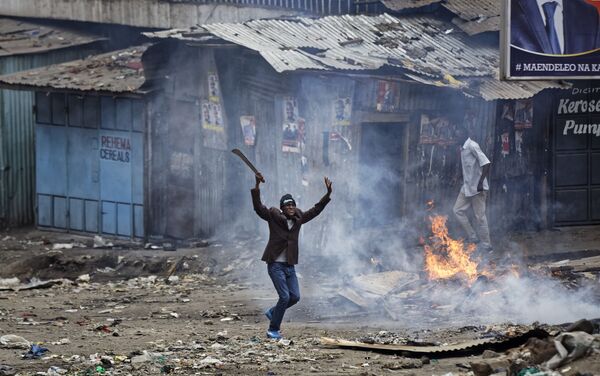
top-left (231, 148), bottom-right (265, 182)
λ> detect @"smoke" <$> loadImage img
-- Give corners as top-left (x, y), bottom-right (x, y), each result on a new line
top-left (146, 43), bottom-right (599, 328)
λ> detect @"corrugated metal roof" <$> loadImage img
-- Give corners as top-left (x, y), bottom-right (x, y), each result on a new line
top-left (146, 14), bottom-right (563, 100)
top-left (378, 0), bottom-right (439, 10)
top-left (442, 0), bottom-right (499, 21)
top-left (477, 76), bottom-right (570, 101)
top-left (0, 45), bottom-right (150, 93)
top-left (451, 15), bottom-right (500, 36)
top-left (405, 72), bottom-right (571, 101)
top-left (149, 14), bottom-right (498, 78)
top-left (0, 18), bottom-right (105, 57)
top-left (443, 0), bottom-right (500, 35)
top-left (378, 0), bottom-right (500, 34)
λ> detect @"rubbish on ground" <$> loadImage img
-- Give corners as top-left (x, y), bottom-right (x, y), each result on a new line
top-left (50, 338), bottom-right (70, 345)
top-left (93, 236), bottom-right (113, 248)
top-left (382, 358), bottom-right (423, 369)
top-left (17, 278), bottom-right (70, 291)
top-left (22, 344), bottom-right (49, 359)
top-left (199, 356), bottom-right (222, 368)
top-left (163, 242), bottom-right (176, 252)
top-left (46, 366), bottom-right (67, 375)
top-left (544, 331), bottom-right (599, 369)
top-left (564, 319), bottom-right (595, 334)
top-left (0, 365), bottom-right (16, 376)
top-left (0, 278), bottom-right (20, 288)
top-left (320, 328), bottom-right (549, 356)
top-left (52, 243), bottom-right (74, 250)
top-left (77, 274), bottom-right (91, 282)
top-left (0, 334), bottom-right (30, 349)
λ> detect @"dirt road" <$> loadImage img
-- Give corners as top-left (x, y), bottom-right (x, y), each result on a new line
top-left (0, 229), bottom-right (598, 375)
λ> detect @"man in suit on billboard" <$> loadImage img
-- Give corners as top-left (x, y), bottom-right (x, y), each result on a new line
top-left (511, 0), bottom-right (600, 54)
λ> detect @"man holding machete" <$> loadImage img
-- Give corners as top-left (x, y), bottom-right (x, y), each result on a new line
top-left (251, 171), bottom-right (332, 340)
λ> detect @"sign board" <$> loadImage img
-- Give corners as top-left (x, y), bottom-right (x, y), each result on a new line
top-left (502, 0), bottom-right (600, 80)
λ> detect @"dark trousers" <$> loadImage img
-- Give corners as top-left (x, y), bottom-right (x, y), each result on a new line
top-left (267, 262), bottom-right (300, 332)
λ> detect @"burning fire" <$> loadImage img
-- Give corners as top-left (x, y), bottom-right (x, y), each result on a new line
top-left (423, 215), bottom-right (479, 284)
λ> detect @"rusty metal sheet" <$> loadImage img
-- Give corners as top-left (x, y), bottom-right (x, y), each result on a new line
top-left (443, 0), bottom-right (500, 22)
top-left (404, 72), bottom-right (570, 100)
top-left (378, 0), bottom-right (501, 34)
top-left (321, 328), bottom-right (549, 355)
top-left (452, 16), bottom-right (501, 35)
top-left (477, 76), bottom-right (570, 101)
top-left (144, 13), bottom-right (568, 100)
top-left (0, 17), bottom-right (104, 57)
top-left (0, 45), bottom-right (150, 94)
top-left (444, 0), bottom-right (501, 34)
top-left (149, 14), bottom-right (499, 78)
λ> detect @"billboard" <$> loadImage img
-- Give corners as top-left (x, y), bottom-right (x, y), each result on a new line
top-left (503, 0), bottom-right (600, 80)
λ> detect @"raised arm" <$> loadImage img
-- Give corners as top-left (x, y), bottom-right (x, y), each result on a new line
top-left (251, 172), bottom-right (271, 221)
top-left (301, 177), bottom-right (332, 224)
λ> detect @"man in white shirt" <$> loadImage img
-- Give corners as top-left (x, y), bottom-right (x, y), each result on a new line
top-left (453, 127), bottom-right (492, 251)
top-left (511, 0), bottom-right (600, 54)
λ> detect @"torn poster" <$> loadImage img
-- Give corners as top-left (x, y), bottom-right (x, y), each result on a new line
top-left (201, 101), bottom-right (227, 150)
top-left (333, 98), bottom-right (352, 127)
top-left (201, 101), bottom-right (224, 132)
top-left (515, 130), bottom-right (523, 155)
top-left (376, 80), bottom-right (398, 112)
top-left (169, 152), bottom-right (193, 180)
top-left (501, 132), bottom-right (510, 157)
top-left (514, 99), bottom-right (533, 129)
top-left (240, 116), bottom-right (256, 146)
top-left (419, 114), bottom-right (455, 145)
top-left (208, 73), bottom-right (220, 103)
top-left (501, 102), bottom-right (515, 122)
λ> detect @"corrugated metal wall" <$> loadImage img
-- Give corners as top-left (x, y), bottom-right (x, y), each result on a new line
top-left (147, 45), bottom-right (228, 239)
top-left (0, 47), bottom-right (101, 227)
top-left (151, 44), bottom-right (498, 241)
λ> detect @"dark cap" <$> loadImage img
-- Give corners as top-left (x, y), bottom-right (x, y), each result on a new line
top-left (280, 194), bottom-right (296, 208)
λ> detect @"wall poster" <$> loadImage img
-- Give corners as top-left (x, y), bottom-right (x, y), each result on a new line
top-left (282, 97), bottom-right (305, 153)
top-left (239, 116), bottom-right (256, 146)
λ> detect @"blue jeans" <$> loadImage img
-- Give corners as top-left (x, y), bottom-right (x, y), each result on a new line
top-left (267, 262), bottom-right (300, 332)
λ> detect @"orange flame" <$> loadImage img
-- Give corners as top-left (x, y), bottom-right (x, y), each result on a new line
top-left (424, 215), bottom-right (479, 284)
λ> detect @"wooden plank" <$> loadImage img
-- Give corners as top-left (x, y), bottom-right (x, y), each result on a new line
top-left (351, 270), bottom-right (416, 296)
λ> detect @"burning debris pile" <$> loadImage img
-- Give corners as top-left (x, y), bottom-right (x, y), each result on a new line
top-left (335, 214), bottom-right (599, 326)
top-left (423, 214), bottom-right (481, 284)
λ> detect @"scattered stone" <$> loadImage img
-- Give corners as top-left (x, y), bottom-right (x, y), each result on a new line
top-left (565, 319), bottom-right (595, 334)
top-left (0, 335), bottom-right (30, 349)
top-left (382, 358), bottom-right (423, 370)
top-left (0, 364), bottom-right (16, 376)
top-left (482, 349), bottom-right (501, 359)
top-left (199, 355), bottom-right (222, 367)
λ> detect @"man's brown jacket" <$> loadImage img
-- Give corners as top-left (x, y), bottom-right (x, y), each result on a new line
top-left (251, 188), bottom-right (330, 265)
